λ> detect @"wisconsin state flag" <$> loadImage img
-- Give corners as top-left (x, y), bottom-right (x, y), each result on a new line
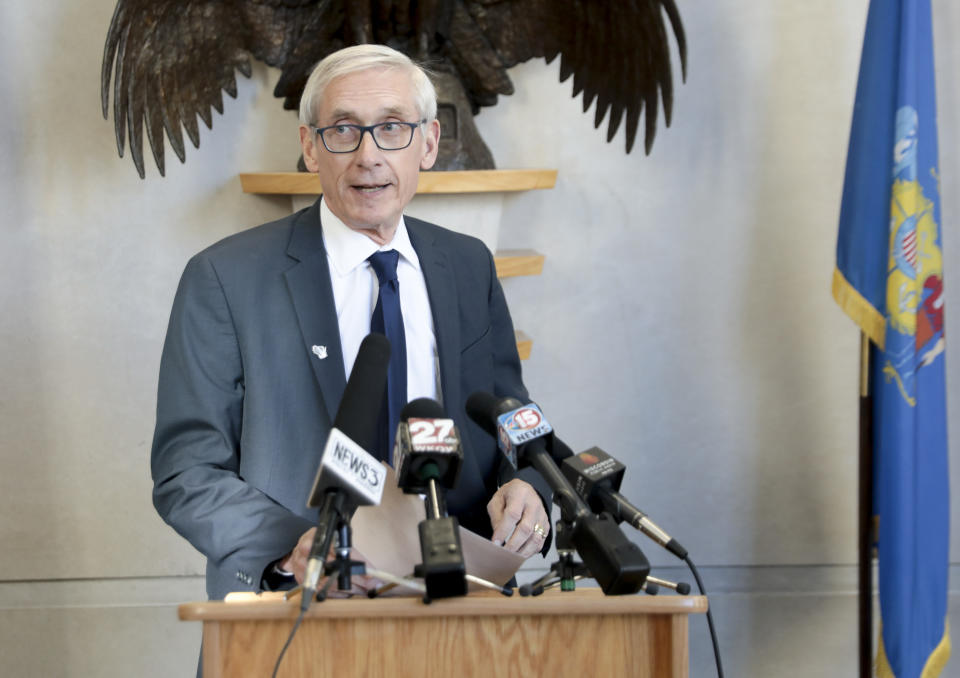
top-left (833, 1), bottom-right (950, 676)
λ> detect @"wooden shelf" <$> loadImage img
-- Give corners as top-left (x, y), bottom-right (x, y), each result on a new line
top-left (499, 251), bottom-right (541, 360)
top-left (494, 250), bottom-right (544, 279)
top-left (515, 331), bottom-right (533, 360)
top-left (239, 169), bottom-right (557, 195)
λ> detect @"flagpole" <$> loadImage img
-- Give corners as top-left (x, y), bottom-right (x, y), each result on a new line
top-left (858, 331), bottom-right (874, 678)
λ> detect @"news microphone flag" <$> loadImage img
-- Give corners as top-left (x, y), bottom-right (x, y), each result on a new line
top-left (833, 1), bottom-right (950, 676)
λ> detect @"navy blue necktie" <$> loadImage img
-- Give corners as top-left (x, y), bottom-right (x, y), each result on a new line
top-left (368, 250), bottom-right (407, 464)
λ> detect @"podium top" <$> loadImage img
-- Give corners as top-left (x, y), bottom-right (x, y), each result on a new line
top-left (179, 588), bottom-right (707, 622)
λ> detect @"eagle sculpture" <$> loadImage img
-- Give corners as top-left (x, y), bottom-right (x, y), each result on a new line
top-left (101, 0), bottom-right (686, 178)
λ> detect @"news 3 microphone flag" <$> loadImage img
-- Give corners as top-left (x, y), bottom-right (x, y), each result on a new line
top-left (833, 1), bottom-right (950, 676)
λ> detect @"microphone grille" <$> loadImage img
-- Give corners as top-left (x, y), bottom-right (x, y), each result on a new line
top-left (333, 333), bottom-right (390, 451)
top-left (465, 391), bottom-right (525, 436)
top-left (400, 397), bottom-right (446, 420)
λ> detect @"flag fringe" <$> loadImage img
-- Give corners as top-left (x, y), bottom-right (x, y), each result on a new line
top-left (832, 267), bottom-right (886, 349)
top-left (876, 619), bottom-right (952, 678)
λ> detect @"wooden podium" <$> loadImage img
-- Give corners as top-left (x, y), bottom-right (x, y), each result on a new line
top-left (179, 588), bottom-right (707, 677)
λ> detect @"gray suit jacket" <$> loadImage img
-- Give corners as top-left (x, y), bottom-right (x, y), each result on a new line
top-left (151, 200), bottom-right (547, 600)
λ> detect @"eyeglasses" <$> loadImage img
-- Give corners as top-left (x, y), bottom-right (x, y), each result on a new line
top-left (311, 120), bottom-right (426, 153)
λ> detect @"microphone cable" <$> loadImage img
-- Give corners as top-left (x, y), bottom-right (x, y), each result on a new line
top-left (272, 605), bottom-right (306, 678)
top-left (684, 555), bottom-right (724, 678)
top-left (273, 332), bottom-right (391, 676)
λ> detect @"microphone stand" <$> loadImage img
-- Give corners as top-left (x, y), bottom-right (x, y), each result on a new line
top-left (306, 501), bottom-right (367, 602)
top-left (520, 518), bottom-right (673, 597)
top-left (409, 471), bottom-right (511, 600)
top-left (519, 519), bottom-right (589, 596)
top-left (369, 572), bottom-right (511, 599)
top-left (413, 473), bottom-right (467, 603)
top-left (318, 521), bottom-right (367, 599)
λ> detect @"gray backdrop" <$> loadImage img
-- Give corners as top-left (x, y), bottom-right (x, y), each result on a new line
top-left (2, 1), bottom-right (960, 676)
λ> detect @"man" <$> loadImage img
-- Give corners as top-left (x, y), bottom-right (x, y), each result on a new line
top-left (151, 44), bottom-right (551, 600)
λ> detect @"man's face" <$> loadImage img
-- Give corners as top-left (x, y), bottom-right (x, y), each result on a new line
top-left (299, 67), bottom-right (440, 239)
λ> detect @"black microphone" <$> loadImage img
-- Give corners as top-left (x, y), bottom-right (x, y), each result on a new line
top-left (465, 392), bottom-right (650, 596)
top-left (561, 447), bottom-right (688, 559)
top-left (465, 392), bottom-right (590, 522)
top-left (395, 398), bottom-right (467, 599)
top-left (329, 332), bottom-right (392, 453)
top-left (395, 398), bottom-right (464, 499)
top-left (301, 333), bottom-right (391, 608)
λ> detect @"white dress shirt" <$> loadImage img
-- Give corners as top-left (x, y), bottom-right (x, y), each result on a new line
top-left (319, 197), bottom-right (440, 404)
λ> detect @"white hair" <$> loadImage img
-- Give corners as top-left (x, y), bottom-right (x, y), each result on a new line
top-left (298, 44), bottom-right (438, 125)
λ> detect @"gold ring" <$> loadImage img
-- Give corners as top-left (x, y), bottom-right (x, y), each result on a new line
top-left (533, 523), bottom-right (547, 538)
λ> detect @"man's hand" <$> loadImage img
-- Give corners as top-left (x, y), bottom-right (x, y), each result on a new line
top-left (280, 527), bottom-right (380, 594)
top-left (487, 478), bottom-right (550, 558)
top-left (280, 527), bottom-right (317, 584)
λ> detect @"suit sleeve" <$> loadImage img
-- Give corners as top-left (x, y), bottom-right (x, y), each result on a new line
top-left (481, 248), bottom-right (555, 553)
top-left (151, 254), bottom-right (314, 593)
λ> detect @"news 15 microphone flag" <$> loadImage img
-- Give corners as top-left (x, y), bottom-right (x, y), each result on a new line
top-left (832, 0), bottom-right (950, 676)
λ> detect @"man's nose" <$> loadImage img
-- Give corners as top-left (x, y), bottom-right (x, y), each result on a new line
top-left (354, 129), bottom-right (383, 165)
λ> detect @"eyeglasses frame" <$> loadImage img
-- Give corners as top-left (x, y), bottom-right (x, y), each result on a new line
top-left (310, 120), bottom-right (427, 153)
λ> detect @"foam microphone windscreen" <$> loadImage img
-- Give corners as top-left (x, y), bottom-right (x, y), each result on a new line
top-left (333, 332), bottom-right (391, 452)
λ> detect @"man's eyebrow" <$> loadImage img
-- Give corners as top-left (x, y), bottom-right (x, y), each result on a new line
top-left (327, 106), bottom-right (411, 121)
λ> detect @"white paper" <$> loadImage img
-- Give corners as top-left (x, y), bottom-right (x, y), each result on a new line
top-left (351, 465), bottom-right (526, 591)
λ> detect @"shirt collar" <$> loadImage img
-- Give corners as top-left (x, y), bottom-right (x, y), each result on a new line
top-left (320, 197), bottom-right (421, 277)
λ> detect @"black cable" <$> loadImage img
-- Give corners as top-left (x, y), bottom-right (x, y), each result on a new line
top-left (684, 555), bottom-right (724, 678)
top-left (272, 606), bottom-right (306, 678)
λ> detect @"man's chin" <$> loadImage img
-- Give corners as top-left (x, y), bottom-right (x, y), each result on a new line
top-left (342, 201), bottom-right (398, 228)
top-left (342, 211), bottom-right (399, 240)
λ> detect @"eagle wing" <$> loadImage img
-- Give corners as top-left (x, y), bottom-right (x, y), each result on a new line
top-left (102, 0), bottom-right (686, 176)
top-left (100, 0), bottom-right (341, 177)
top-left (460, 0), bottom-right (687, 154)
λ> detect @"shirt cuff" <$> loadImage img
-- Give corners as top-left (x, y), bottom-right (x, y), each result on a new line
top-left (260, 559), bottom-right (297, 591)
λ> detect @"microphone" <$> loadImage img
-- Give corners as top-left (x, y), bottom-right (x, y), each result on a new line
top-left (395, 398), bottom-right (467, 599)
top-left (395, 398), bottom-right (464, 498)
top-left (465, 392), bottom-right (650, 595)
top-left (561, 447), bottom-right (688, 559)
top-left (301, 333), bottom-right (391, 608)
top-left (465, 393), bottom-right (590, 522)
top-left (645, 574), bottom-right (692, 595)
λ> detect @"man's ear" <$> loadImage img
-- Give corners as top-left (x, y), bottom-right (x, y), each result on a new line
top-left (419, 119), bottom-right (441, 170)
top-left (299, 125), bottom-right (321, 172)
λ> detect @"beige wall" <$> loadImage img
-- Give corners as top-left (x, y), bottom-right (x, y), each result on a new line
top-left (2, 1), bottom-right (959, 675)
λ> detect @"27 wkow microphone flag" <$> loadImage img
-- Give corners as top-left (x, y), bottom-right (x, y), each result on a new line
top-left (833, 1), bottom-right (950, 676)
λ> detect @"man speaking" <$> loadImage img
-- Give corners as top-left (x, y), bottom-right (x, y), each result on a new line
top-left (150, 44), bottom-right (551, 600)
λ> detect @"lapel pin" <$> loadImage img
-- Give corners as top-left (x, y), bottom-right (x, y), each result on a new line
top-left (312, 345), bottom-right (328, 360)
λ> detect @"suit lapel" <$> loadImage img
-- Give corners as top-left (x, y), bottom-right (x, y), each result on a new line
top-left (407, 218), bottom-right (461, 413)
top-left (407, 218), bottom-right (485, 510)
top-left (284, 202), bottom-right (346, 424)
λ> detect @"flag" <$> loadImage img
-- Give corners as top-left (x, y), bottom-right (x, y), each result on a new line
top-left (833, 1), bottom-right (950, 676)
